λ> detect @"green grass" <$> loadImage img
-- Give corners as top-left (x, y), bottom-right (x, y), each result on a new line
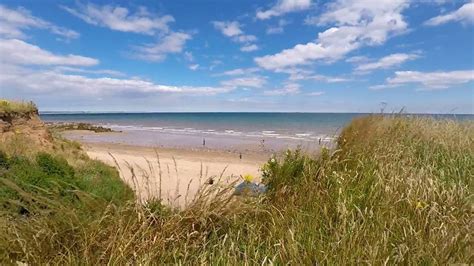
top-left (0, 115), bottom-right (472, 264)
top-left (0, 99), bottom-right (38, 116)
top-left (0, 151), bottom-right (134, 214)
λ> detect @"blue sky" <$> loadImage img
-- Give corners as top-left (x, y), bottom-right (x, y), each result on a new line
top-left (0, 0), bottom-right (473, 113)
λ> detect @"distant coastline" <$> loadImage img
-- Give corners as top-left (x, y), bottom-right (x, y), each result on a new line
top-left (40, 111), bottom-right (474, 115)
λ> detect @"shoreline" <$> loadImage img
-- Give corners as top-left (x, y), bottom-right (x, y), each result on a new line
top-left (80, 140), bottom-right (270, 165)
top-left (60, 128), bottom-right (331, 154)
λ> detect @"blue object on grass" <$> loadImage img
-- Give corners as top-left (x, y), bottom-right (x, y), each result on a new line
top-left (234, 181), bottom-right (267, 196)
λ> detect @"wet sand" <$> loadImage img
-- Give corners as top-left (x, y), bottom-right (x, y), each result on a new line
top-left (61, 127), bottom-right (328, 153)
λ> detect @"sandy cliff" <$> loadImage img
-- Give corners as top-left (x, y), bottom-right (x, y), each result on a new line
top-left (0, 107), bottom-right (53, 148)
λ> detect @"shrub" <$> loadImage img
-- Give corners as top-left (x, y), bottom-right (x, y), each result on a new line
top-left (0, 151), bottom-right (133, 216)
top-left (36, 152), bottom-right (75, 180)
top-left (262, 149), bottom-right (317, 193)
top-left (75, 160), bottom-right (134, 205)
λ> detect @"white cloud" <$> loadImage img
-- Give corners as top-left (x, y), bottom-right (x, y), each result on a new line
top-left (369, 84), bottom-right (399, 90)
top-left (240, 44), bottom-right (259, 52)
top-left (256, 0), bottom-right (409, 71)
top-left (184, 51), bottom-right (194, 62)
top-left (425, 2), bottom-right (474, 26)
top-left (0, 5), bottom-right (79, 40)
top-left (303, 16), bottom-right (318, 26)
top-left (61, 3), bottom-right (190, 63)
top-left (255, 40), bottom-right (344, 70)
top-left (257, 0), bottom-right (312, 20)
top-left (62, 3), bottom-right (174, 35)
top-left (221, 76), bottom-right (267, 88)
top-left (355, 53), bottom-right (419, 73)
top-left (134, 32), bottom-right (192, 62)
top-left (264, 83), bottom-right (301, 95)
top-left (0, 39), bottom-right (98, 66)
top-left (0, 64), bottom-right (229, 96)
top-left (266, 19), bottom-right (289, 34)
top-left (266, 26), bottom-right (283, 34)
top-left (276, 68), bottom-right (350, 82)
top-left (226, 97), bottom-right (261, 104)
top-left (0, 38), bottom-right (227, 98)
top-left (297, 74), bottom-right (349, 83)
top-left (345, 56), bottom-right (369, 63)
top-left (371, 70), bottom-right (474, 90)
top-left (307, 91), bottom-right (325, 96)
top-left (233, 34), bottom-right (257, 43)
top-left (209, 60), bottom-right (223, 71)
top-left (54, 66), bottom-right (125, 77)
top-left (219, 67), bottom-right (260, 76)
top-left (188, 64), bottom-right (199, 70)
top-left (212, 20), bottom-right (258, 52)
top-left (212, 21), bottom-right (243, 37)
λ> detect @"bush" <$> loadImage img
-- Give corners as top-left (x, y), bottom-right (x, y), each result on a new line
top-left (262, 149), bottom-right (317, 193)
top-left (0, 150), bottom-right (133, 215)
top-left (0, 153), bottom-right (76, 214)
top-left (36, 152), bottom-right (75, 180)
top-left (75, 160), bottom-right (134, 205)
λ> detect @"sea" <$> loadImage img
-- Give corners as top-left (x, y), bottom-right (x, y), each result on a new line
top-left (40, 112), bottom-right (473, 152)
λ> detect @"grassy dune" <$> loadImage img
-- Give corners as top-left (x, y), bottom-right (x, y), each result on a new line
top-left (0, 114), bottom-right (472, 264)
top-left (0, 100), bottom-right (37, 116)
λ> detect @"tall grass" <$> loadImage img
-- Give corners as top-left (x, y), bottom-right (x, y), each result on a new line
top-left (0, 99), bottom-right (37, 116)
top-left (0, 115), bottom-right (472, 264)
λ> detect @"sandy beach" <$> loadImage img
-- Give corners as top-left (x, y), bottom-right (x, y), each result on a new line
top-left (57, 126), bottom-right (330, 207)
top-left (76, 135), bottom-right (268, 207)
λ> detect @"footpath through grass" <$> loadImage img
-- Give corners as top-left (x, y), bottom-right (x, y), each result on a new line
top-left (1, 114), bottom-right (472, 264)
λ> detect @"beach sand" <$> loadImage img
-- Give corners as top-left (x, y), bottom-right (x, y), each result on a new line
top-left (79, 139), bottom-right (267, 207)
top-left (61, 129), bottom-right (326, 207)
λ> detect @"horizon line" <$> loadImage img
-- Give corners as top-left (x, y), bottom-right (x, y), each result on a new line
top-left (39, 111), bottom-right (474, 115)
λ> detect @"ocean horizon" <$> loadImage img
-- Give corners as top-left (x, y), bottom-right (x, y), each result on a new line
top-left (40, 111), bottom-right (474, 115)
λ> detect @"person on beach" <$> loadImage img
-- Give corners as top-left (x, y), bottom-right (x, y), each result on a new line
top-left (203, 138), bottom-right (206, 147)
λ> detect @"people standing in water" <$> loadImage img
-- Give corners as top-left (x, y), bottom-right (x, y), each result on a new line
top-left (203, 138), bottom-right (206, 147)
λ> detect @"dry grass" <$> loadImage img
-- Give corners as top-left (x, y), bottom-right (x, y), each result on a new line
top-left (0, 99), bottom-right (37, 116)
top-left (0, 114), bottom-right (473, 264)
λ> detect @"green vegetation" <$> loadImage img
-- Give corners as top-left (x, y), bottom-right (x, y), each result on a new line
top-left (0, 99), bottom-right (37, 116)
top-left (1, 115), bottom-right (472, 264)
top-left (0, 151), bottom-right (133, 214)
